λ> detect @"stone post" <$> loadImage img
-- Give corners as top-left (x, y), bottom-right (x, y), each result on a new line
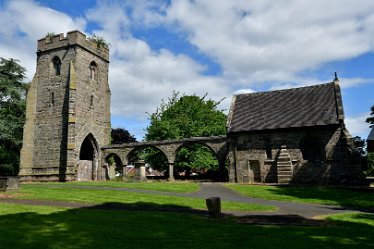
top-left (122, 165), bottom-right (127, 181)
top-left (206, 197), bottom-right (221, 218)
top-left (168, 163), bottom-right (175, 181)
top-left (0, 176), bottom-right (20, 191)
top-left (134, 160), bottom-right (146, 181)
top-left (139, 162), bottom-right (147, 181)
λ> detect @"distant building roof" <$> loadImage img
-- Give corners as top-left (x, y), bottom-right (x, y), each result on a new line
top-left (368, 127), bottom-right (374, 141)
top-left (227, 82), bottom-right (344, 133)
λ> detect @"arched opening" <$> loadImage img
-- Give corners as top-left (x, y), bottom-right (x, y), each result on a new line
top-left (104, 153), bottom-right (123, 180)
top-left (175, 143), bottom-right (227, 181)
top-left (77, 134), bottom-right (99, 181)
top-left (126, 146), bottom-right (169, 180)
top-left (89, 61), bottom-right (98, 80)
top-left (51, 56), bottom-right (61, 76)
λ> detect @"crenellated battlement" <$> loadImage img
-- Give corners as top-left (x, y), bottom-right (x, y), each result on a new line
top-left (37, 30), bottom-right (109, 61)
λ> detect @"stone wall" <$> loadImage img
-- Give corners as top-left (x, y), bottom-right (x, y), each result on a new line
top-left (227, 125), bottom-right (363, 184)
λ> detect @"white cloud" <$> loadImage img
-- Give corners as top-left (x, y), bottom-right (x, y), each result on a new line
top-left (0, 0), bottom-right (85, 80)
top-left (338, 77), bottom-right (374, 88)
top-left (2, 0), bottom-right (373, 139)
top-left (345, 112), bottom-right (371, 138)
top-left (233, 89), bottom-right (255, 95)
top-left (85, 2), bottom-right (233, 120)
top-left (157, 0), bottom-right (374, 85)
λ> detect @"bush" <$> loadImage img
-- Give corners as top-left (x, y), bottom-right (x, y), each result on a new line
top-left (0, 164), bottom-right (15, 176)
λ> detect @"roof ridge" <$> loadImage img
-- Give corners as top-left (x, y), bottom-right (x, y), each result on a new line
top-left (235, 81), bottom-right (335, 96)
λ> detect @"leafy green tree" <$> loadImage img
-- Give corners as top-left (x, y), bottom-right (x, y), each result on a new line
top-left (144, 92), bottom-right (226, 173)
top-left (366, 105), bottom-right (374, 127)
top-left (0, 58), bottom-right (27, 176)
top-left (145, 91), bottom-right (226, 140)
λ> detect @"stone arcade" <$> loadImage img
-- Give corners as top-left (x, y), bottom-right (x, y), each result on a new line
top-left (19, 31), bottom-right (363, 184)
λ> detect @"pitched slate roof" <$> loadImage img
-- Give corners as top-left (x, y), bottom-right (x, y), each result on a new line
top-left (227, 82), bottom-right (344, 133)
top-left (368, 127), bottom-right (374, 141)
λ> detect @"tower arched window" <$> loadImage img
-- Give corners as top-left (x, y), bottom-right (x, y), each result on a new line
top-left (52, 57), bottom-right (61, 76)
top-left (89, 61), bottom-right (98, 81)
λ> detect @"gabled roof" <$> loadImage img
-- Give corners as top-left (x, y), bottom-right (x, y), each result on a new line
top-left (368, 127), bottom-right (374, 141)
top-left (227, 82), bottom-right (344, 133)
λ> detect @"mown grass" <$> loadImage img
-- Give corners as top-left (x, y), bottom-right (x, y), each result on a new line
top-left (0, 202), bottom-right (373, 249)
top-left (225, 184), bottom-right (374, 209)
top-left (30, 181), bottom-right (200, 193)
top-left (14, 184), bottom-right (276, 212)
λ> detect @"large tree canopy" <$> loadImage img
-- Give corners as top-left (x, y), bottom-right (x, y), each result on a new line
top-left (144, 92), bottom-right (227, 174)
top-left (366, 105), bottom-right (374, 128)
top-left (0, 58), bottom-right (27, 176)
top-left (145, 92), bottom-right (227, 141)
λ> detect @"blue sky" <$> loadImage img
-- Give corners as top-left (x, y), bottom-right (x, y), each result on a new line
top-left (1, 0), bottom-right (373, 140)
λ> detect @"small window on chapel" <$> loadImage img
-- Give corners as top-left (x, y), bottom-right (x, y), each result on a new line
top-left (52, 57), bottom-right (61, 76)
top-left (89, 61), bottom-right (98, 81)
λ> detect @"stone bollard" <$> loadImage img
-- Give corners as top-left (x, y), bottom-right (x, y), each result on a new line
top-left (206, 197), bottom-right (221, 218)
top-left (0, 176), bottom-right (19, 191)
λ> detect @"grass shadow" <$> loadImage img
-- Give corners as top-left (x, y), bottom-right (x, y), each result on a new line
top-left (0, 201), bottom-right (374, 249)
top-left (267, 185), bottom-right (374, 211)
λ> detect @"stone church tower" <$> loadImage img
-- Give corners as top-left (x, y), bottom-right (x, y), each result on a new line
top-left (20, 31), bottom-right (111, 181)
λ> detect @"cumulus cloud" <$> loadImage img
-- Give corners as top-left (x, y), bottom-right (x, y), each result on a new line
top-left (156, 0), bottom-right (374, 85)
top-left (85, 1), bottom-right (232, 119)
top-left (1, 0), bottom-right (373, 139)
top-left (345, 112), bottom-right (371, 138)
top-left (0, 0), bottom-right (85, 79)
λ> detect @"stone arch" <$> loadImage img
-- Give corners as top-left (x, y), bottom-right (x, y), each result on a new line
top-left (77, 133), bottom-right (99, 181)
top-left (51, 56), bottom-right (61, 76)
top-left (89, 61), bottom-right (98, 80)
top-left (126, 145), bottom-right (170, 178)
top-left (104, 153), bottom-right (123, 180)
top-left (175, 141), bottom-right (218, 159)
top-left (174, 141), bottom-right (227, 180)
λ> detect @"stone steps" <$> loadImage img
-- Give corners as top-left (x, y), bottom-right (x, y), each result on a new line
top-left (277, 146), bottom-right (293, 183)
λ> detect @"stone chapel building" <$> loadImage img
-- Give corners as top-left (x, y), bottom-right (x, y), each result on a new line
top-left (226, 77), bottom-right (363, 184)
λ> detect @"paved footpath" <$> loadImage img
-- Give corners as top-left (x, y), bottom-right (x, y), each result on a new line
top-left (1, 182), bottom-right (373, 222)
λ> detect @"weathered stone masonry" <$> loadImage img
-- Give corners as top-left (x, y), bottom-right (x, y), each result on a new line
top-left (226, 80), bottom-right (363, 184)
top-left (20, 31), bottom-right (111, 181)
top-left (19, 30), bottom-right (362, 184)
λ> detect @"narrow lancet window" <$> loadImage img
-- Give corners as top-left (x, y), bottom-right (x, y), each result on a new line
top-left (52, 57), bottom-right (61, 76)
top-left (89, 61), bottom-right (98, 80)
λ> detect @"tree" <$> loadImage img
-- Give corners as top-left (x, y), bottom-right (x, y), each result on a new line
top-left (144, 92), bottom-right (227, 173)
top-left (366, 105), bottom-right (374, 127)
top-left (111, 128), bottom-right (137, 144)
top-left (145, 92), bottom-right (226, 140)
top-left (0, 58), bottom-right (27, 176)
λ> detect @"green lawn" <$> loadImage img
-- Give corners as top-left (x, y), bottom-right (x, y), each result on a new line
top-left (14, 183), bottom-right (276, 212)
top-left (0, 202), bottom-right (373, 249)
top-left (31, 181), bottom-right (200, 193)
top-left (225, 184), bottom-right (374, 209)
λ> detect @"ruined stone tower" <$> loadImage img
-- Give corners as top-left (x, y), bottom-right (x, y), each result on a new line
top-left (20, 30), bottom-right (111, 181)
